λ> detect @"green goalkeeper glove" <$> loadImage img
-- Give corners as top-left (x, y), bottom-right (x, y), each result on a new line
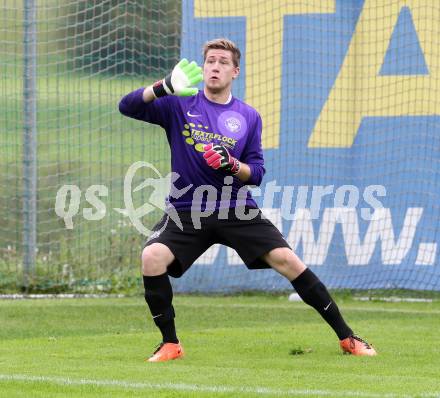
top-left (152, 58), bottom-right (203, 98)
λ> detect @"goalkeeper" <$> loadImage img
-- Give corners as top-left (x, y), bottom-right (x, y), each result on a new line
top-left (119, 38), bottom-right (377, 361)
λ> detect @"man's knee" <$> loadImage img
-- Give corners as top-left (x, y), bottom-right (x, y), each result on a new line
top-left (141, 243), bottom-right (174, 276)
top-left (268, 247), bottom-right (291, 268)
top-left (264, 247), bottom-right (307, 279)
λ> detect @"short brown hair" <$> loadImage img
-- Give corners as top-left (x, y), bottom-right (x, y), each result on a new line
top-left (203, 38), bottom-right (241, 67)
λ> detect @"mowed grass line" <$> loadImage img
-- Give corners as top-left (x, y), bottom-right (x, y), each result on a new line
top-left (0, 295), bottom-right (439, 397)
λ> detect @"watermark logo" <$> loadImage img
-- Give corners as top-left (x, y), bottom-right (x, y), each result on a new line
top-left (113, 161), bottom-right (191, 236)
top-left (54, 161), bottom-right (192, 236)
top-left (55, 161), bottom-right (389, 235)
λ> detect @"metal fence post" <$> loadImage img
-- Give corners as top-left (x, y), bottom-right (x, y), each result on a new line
top-left (23, 0), bottom-right (37, 290)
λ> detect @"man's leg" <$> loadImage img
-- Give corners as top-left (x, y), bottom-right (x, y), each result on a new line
top-left (261, 248), bottom-right (376, 356)
top-left (262, 247), bottom-right (352, 339)
top-left (142, 243), bottom-right (183, 361)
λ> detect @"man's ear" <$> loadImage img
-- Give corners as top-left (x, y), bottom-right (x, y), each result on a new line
top-left (233, 66), bottom-right (240, 79)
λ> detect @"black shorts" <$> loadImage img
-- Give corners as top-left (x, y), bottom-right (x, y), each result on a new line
top-left (144, 207), bottom-right (291, 278)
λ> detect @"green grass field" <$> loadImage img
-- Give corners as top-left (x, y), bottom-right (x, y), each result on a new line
top-left (0, 294), bottom-right (439, 397)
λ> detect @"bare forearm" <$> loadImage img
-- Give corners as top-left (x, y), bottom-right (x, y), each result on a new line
top-left (142, 86), bottom-right (156, 103)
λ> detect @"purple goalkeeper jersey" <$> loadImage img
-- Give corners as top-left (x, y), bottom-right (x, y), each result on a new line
top-left (119, 89), bottom-right (265, 211)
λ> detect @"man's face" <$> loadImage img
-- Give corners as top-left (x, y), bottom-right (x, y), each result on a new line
top-left (203, 49), bottom-right (239, 93)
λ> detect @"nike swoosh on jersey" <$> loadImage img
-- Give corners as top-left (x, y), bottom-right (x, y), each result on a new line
top-left (187, 110), bottom-right (202, 117)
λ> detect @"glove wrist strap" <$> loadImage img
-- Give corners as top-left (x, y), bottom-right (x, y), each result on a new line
top-left (230, 158), bottom-right (240, 175)
top-left (152, 80), bottom-right (168, 98)
top-left (152, 73), bottom-right (174, 98)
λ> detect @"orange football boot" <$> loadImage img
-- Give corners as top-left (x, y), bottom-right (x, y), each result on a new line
top-left (147, 342), bottom-right (184, 362)
top-left (340, 335), bottom-right (377, 356)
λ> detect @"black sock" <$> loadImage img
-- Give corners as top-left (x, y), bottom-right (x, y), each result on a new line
top-left (143, 273), bottom-right (178, 344)
top-left (291, 268), bottom-right (353, 340)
